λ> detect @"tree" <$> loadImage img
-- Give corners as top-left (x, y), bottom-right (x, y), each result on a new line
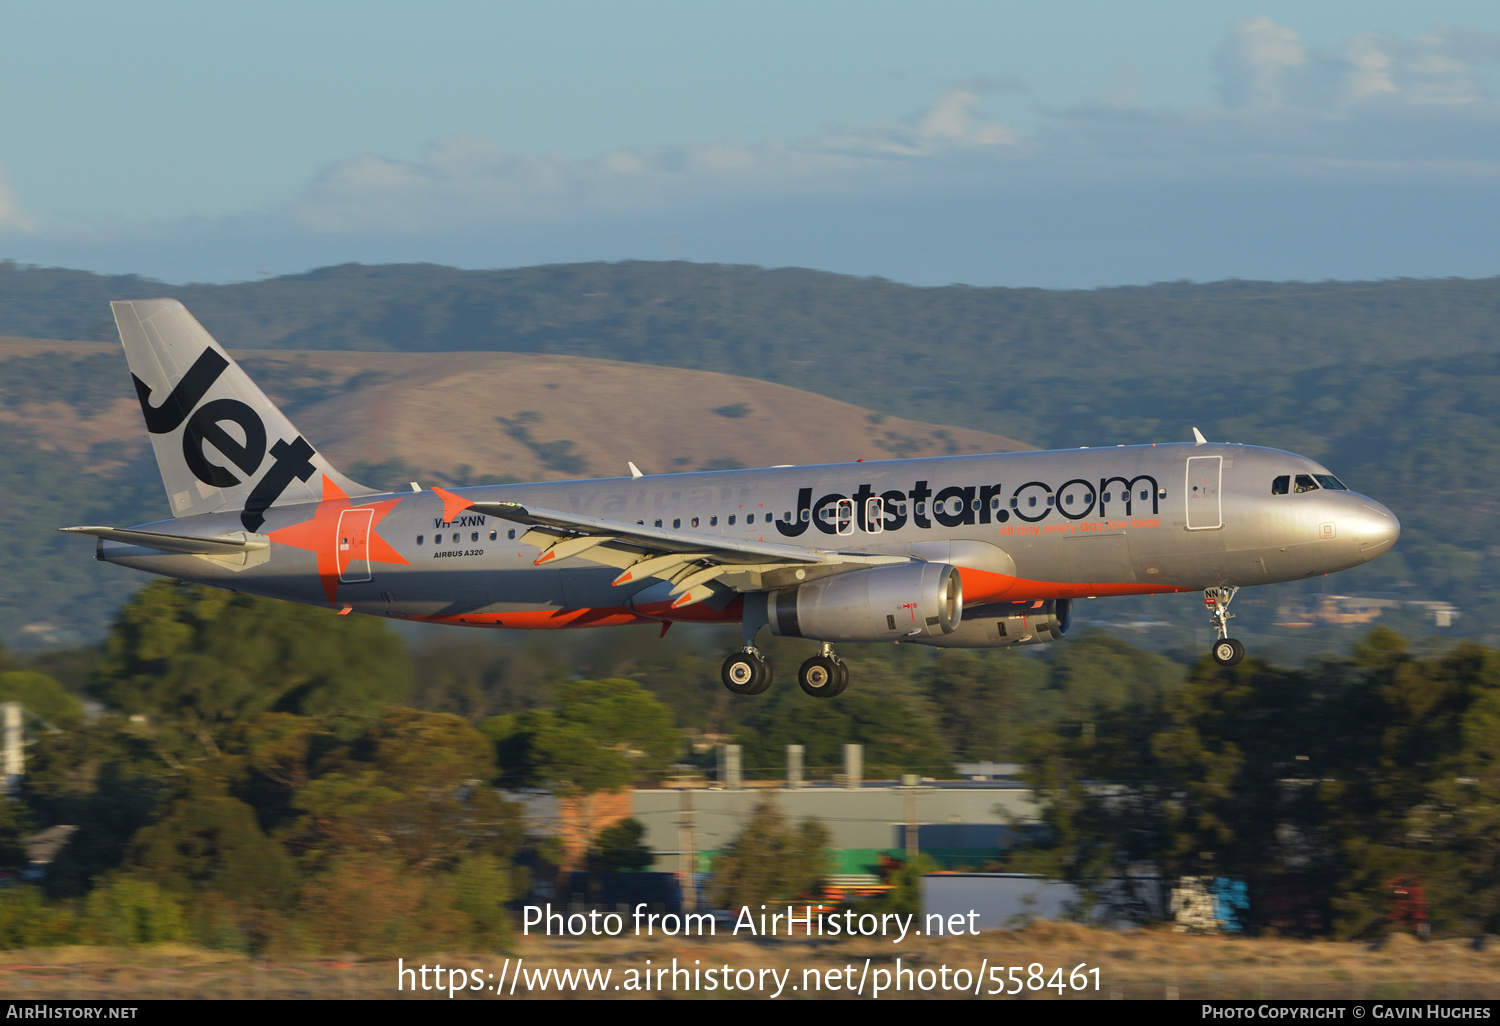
top-left (0, 670), bottom-right (84, 727)
top-left (588, 818), bottom-right (653, 874)
top-left (127, 768), bottom-right (297, 910)
top-left (91, 580), bottom-right (411, 751)
top-left (287, 708), bottom-right (524, 872)
top-left (709, 799), bottom-right (832, 908)
top-left (495, 679), bottom-right (681, 792)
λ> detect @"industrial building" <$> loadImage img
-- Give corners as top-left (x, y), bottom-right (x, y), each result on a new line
top-left (511, 743), bottom-right (1040, 880)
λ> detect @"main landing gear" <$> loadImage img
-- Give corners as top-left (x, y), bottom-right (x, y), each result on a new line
top-left (720, 642), bottom-right (849, 698)
top-left (1206, 586), bottom-right (1245, 666)
top-left (721, 648), bottom-right (772, 695)
top-left (798, 642), bottom-right (848, 698)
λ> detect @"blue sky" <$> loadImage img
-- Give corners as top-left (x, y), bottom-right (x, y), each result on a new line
top-left (4, 2), bottom-right (1500, 286)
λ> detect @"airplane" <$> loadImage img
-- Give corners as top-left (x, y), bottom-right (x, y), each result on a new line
top-left (62, 300), bottom-right (1401, 698)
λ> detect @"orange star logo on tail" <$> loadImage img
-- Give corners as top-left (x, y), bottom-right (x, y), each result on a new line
top-left (268, 478), bottom-right (410, 605)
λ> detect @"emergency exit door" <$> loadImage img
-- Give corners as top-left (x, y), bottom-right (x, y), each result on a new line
top-left (1186, 456), bottom-right (1222, 530)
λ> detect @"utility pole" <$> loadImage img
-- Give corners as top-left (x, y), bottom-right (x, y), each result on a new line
top-left (1, 702), bottom-right (21, 793)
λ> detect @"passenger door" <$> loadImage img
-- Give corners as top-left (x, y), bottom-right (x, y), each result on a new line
top-left (337, 508), bottom-right (373, 582)
top-left (1186, 456), bottom-right (1222, 531)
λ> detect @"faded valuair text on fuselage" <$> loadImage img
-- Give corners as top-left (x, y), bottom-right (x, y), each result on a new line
top-left (99, 441), bottom-right (1399, 624)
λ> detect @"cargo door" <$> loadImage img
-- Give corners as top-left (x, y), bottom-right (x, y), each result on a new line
top-left (336, 508), bottom-right (373, 582)
top-left (1186, 456), bottom-right (1223, 531)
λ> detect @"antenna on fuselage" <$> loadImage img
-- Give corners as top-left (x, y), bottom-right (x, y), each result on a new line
top-left (1191, 427), bottom-right (1207, 445)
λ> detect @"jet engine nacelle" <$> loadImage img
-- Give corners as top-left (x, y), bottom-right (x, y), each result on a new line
top-left (913, 599), bottom-right (1072, 649)
top-left (767, 561), bottom-right (962, 643)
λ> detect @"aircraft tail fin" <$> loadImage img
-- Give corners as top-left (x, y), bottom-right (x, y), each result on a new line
top-left (112, 299), bottom-right (377, 529)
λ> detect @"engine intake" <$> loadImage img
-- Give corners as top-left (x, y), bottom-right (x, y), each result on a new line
top-left (914, 599), bottom-right (1072, 649)
top-left (767, 562), bottom-right (962, 643)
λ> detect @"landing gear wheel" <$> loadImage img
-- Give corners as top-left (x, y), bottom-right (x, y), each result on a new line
top-left (829, 659), bottom-right (849, 696)
top-left (1212, 638), bottom-right (1245, 666)
top-left (722, 651), bottom-right (772, 695)
top-left (798, 655), bottom-right (842, 698)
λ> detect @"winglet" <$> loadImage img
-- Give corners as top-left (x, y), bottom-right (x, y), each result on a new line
top-left (1191, 427), bottom-right (1207, 446)
top-left (429, 486), bottom-right (474, 523)
top-left (628, 462), bottom-right (644, 479)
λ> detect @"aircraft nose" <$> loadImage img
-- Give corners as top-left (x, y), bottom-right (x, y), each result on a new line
top-left (1355, 500), bottom-right (1400, 562)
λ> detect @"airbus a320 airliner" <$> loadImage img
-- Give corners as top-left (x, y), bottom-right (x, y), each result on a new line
top-left (64, 300), bottom-right (1400, 698)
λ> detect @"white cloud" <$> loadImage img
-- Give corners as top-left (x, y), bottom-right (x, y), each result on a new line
top-left (1218, 18), bottom-right (1500, 112)
top-left (1217, 16), bottom-right (1308, 110)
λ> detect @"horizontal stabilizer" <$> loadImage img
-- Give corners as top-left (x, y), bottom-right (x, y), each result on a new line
top-left (59, 525), bottom-right (269, 556)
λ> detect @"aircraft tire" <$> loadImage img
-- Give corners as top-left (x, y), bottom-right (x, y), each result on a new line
top-left (748, 657), bottom-right (773, 695)
top-left (722, 653), bottom-right (767, 695)
top-left (829, 659), bottom-right (849, 696)
top-left (798, 655), bottom-right (841, 698)
top-left (1212, 638), bottom-right (1245, 666)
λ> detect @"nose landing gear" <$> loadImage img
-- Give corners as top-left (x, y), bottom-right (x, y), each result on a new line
top-left (799, 642), bottom-right (848, 698)
top-left (1206, 586), bottom-right (1245, 666)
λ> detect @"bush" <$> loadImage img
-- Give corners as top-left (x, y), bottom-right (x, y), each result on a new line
top-left (77, 875), bottom-right (186, 946)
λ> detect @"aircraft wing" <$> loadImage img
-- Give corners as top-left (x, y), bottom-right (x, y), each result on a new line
top-left (463, 499), bottom-right (906, 609)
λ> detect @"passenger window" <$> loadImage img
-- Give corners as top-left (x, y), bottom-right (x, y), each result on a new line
top-left (673, 518), bottom-right (681, 528)
top-left (489, 530), bottom-right (497, 541)
top-left (691, 517), bottom-right (699, 528)
top-left (728, 515), bottom-right (735, 525)
top-left (1294, 474), bottom-right (1319, 493)
top-left (655, 519), bottom-right (663, 527)
top-left (1047, 495), bottom-right (1055, 506)
top-left (1272, 476), bottom-right (1289, 495)
top-left (710, 515), bottom-right (718, 526)
top-left (452, 533), bottom-right (460, 543)
top-left (1103, 491), bottom-right (1112, 502)
top-left (1315, 475), bottom-right (1348, 490)
top-left (508, 529), bottom-right (515, 540)
top-left (916, 501), bottom-right (926, 516)
top-left (1139, 490), bottom-right (1148, 501)
top-left (990, 497), bottom-right (1001, 510)
top-left (746, 513), bottom-right (754, 524)
top-left (434, 534), bottom-right (442, 545)
top-left (1064, 493), bottom-right (1073, 505)
top-left (1028, 496), bottom-right (1037, 508)
top-left (799, 509), bottom-right (809, 522)
top-left (417, 535), bottom-right (424, 545)
top-left (471, 532), bottom-right (479, 542)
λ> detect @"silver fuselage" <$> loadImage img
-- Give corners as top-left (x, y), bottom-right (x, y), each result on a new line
top-left (99, 442), bottom-right (1400, 633)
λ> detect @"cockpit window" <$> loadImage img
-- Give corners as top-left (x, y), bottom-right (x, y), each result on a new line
top-left (1314, 474), bottom-right (1348, 491)
top-left (1271, 475), bottom-right (1290, 496)
top-left (1294, 474), bottom-right (1319, 493)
